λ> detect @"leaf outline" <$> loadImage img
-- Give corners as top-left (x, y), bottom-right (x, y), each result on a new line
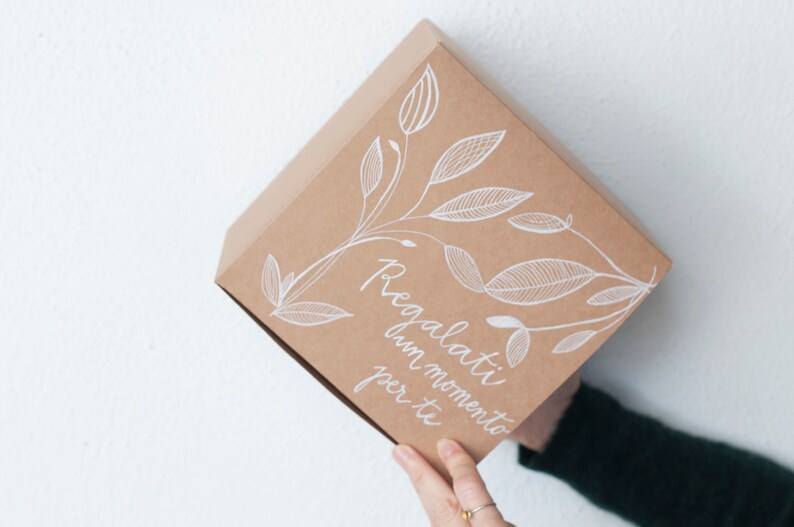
top-left (444, 245), bottom-right (485, 292)
top-left (506, 328), bottom-right (531, 367)
top-left (430, 131), bottom-right (506, 185)
top-left (262, 254), bottom-right (281, 307)
top-left (430, 187), bottom-right (532, 222)
top-left (486, 315), bottom-right (525, 329)
top-left (552, 330), bottom-right (597, 354)
top-left (587, 285), bottom-right (643, 306)
top-left (360, 136), bottom-right (383, 197)
top-left (279, 272), bottom-right (294, 305)
top-left (273, 302), bottom-right (352, 327)
top-left (485, 258), bottom-right (596, 305)
top-left (399, 64), bottom-right (439, 135)
top-left (509, 212), bottom-right (571, 234)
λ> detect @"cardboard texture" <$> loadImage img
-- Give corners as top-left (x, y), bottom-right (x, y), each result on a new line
top-left (216, 20), bottom-right (672, 472)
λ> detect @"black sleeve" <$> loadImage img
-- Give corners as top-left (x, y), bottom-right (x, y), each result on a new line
top-left (518, 384), bottom-right (794, 527)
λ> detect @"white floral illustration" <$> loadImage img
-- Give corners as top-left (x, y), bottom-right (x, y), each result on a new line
top-left (261, 63), bottom-right (657, 366)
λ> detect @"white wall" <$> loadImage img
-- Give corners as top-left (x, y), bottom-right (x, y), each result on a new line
top-left (2, 1), bottom-right (793, 525)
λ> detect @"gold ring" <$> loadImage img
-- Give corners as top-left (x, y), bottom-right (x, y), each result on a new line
top-left (462, 501), bottom-right (496, 521)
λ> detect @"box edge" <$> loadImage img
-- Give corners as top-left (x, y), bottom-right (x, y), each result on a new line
top-left (430, 23), bottom-right (673, 267)
top-left (216, 282), bottom-right (398, 444)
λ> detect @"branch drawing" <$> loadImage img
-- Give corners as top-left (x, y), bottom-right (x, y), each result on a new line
top-left (260, 62), bottom-right (658, 367)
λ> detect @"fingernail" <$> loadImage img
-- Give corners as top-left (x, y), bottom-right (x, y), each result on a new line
top-left (392, 445), bottom-right (412, 465)
top-left (437, 438), bottom-right (460, 460)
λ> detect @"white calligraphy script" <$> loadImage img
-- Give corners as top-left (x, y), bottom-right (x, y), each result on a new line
top-left (356, 259), bottom-right (515, 436)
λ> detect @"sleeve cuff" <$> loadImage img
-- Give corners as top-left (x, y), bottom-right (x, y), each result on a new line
top-left (516, 383), bottom-right (621, 475)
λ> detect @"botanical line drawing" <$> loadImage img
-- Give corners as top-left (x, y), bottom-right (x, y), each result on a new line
top-left (261, 62), bottom-right (658, 366)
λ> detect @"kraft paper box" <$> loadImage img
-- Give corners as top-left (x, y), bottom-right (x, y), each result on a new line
top-left (215, 20), bottom-right (671, 470)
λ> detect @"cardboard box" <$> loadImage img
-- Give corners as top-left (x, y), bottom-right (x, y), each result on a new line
top-left (215, 20), bottom-right (671, 471)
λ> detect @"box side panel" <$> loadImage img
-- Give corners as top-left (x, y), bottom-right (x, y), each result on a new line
top-left (218, 286), bottom-right (396, 444)
top-left (430, 22), bottom-right (672, 264)
top-left (216, 21), bottom-right (443, 279)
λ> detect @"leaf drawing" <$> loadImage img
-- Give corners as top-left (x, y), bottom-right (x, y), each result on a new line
top-left (430, 131), bottom-right (506, 185)
top-left (262, 254), bottom-right (281, 307)
top-left (279, 272), bottom-right (294, 305)
top-left (485, 258), bottom-right (596, 305)
top-left (399, 64), bottom-right (439, 135)
top-left (360, 136), bottom-right (383, 197)
top-left (444, 245), bottom-right (485, 292)
top-left (259, 61), bottom-right (653, 350)
top-left (486, 315), bottom-right (525, 329)
top-left (509, 212), bottom-right (571, 234)
top-left (430, 187), bottom-right (532, 222)
top-left (274, 302), bottom-right (352, 327)
top-left (506, 328), bottom-right (531, 368)
top-left (552, 330), bottom-right (597, 354)
top-left (587, 285), bottom-right (643, 306)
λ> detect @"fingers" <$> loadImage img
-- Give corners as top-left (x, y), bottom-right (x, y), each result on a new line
top-left (392, 444), bottom-right (467, 527)
top-left (437, 439), bottom-right (506, 525)
top-left (393, 441), bottom-right (509, 526)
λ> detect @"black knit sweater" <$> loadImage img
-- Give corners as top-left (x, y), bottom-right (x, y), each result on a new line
top-left (518, 384), bottom-right (794, 526)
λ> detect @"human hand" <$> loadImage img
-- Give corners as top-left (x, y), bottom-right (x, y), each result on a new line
top-left (392, 438), bottom-right (514, 526)
top-left (508, 372), bottom-right (580, 453)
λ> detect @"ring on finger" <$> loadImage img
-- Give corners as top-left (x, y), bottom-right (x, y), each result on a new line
top-left (462, 501), bottom-right (497, 521)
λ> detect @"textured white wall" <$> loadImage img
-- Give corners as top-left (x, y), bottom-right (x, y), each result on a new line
top-left (2, 1), bottom-right (793, 525)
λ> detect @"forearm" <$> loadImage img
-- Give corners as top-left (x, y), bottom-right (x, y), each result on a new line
top-left (518, 384), bottom-right (794, 526)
